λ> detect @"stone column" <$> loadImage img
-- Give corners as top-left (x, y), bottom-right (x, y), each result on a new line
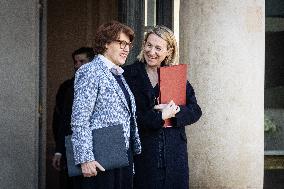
top-left (0, 0), bottom-right (41, 188)
top-left (179, 0), bottom-right (265, 188)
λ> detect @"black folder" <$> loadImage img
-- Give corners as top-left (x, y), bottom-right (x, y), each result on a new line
top-left (65, 124), bottom-right (129, 177)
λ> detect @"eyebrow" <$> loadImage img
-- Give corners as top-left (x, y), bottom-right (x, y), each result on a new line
top-left (146, 42), bottom-right (164, 49)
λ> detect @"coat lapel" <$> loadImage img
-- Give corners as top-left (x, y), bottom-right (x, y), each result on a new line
top-left (136, 62), bottom-right (155, 101)
top-left (97, 58), bottom-right (130, 112)
top-left (129, 62), bottom-right (157, 108)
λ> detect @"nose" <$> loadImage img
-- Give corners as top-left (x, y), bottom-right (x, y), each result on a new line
top-left (123, 44), bottom-right (130, 52)
top-left (147, 47), bottom-right (156, 55)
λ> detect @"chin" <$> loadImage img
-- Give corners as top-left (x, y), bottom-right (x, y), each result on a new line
top-left (118, 61), bottom-right (126, 66)
top-left (147, 61), bottom-right (158, 67)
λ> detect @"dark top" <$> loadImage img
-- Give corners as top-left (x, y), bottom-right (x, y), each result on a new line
top-left (112, 73), bottom-right (135, 145)
top-left (112, 74), bottom-right (132, 112)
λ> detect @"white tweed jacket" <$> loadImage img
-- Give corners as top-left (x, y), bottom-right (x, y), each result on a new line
top-left (71, 55), bottom-right (141, 165)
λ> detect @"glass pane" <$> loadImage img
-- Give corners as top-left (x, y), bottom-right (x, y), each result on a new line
top-left (265, 17), bottom-right (284, 155)
top-left (145, 0), bottom-right (156, 26)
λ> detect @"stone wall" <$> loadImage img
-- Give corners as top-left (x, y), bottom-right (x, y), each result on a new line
top-left (0, 0), bottom-right (40, 188)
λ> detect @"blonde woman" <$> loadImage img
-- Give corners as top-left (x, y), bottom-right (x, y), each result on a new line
top-left (123, 26), bottom-right (202, 189)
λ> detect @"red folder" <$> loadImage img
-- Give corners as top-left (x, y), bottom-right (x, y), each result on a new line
top-left (158, 64), bottom-right (187, 127)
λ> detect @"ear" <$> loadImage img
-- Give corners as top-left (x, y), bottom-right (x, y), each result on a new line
top-left (103, 43), bottom-right (110, 56)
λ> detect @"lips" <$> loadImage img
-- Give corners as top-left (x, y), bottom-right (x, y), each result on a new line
top-left (120, 53), bottom-right (128, 59)
top-left (145, 53), bottom-right (157, 59)
top-left (146, 55), bottom-right (157, 62)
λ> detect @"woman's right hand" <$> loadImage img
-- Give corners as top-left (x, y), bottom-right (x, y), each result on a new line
top-left (154, 104), bottom-right (167, 110)
top-left (81, 161), bottom-right (105, 177)
top-left (161, 100), bottom-right (180, 120)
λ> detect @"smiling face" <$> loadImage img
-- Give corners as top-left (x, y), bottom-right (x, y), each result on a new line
top-left (103, 32), bottom-right (131, 66)
top-left (143, 33), bottom-right (170, 68)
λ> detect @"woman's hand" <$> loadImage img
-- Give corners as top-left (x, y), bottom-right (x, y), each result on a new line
top-left (81, 161), bottom-right (105, 177)
top-left (154, 104), bottom-right (167, 110)
top-left (52, 154), bottom-right (62, 171)
top-left (160, 100), bottom-right (180, 120)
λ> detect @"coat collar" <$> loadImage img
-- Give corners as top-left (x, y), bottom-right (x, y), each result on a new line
top-left (128, 61), bottom-right (154, 92)
top-left (98, 54), bottom-right (124, 75)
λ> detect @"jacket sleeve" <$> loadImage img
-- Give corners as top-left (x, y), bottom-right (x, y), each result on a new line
top-left (71, 66), bottom-right (98, 165)
top-left (172, 81), bottom-right (202, 127)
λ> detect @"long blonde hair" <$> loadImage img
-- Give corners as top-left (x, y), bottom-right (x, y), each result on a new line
top-left (137, 25), bottom-right (178, 66)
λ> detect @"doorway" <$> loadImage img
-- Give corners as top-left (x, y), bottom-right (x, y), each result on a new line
top-left (46, 1), bottom-right (118, 188)
top-left (45, 0), bottom-right (177, 188)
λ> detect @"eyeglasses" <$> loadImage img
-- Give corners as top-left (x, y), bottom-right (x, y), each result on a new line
top-left (114, 40), bottom-right (133, 49)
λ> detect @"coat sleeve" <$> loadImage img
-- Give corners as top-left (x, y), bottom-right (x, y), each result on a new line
top-left (136, 109), bottom-right (165, 130)
top-left (52, 82), bottom-right (68, 154)
top-left (172, 81), bottom-right (202, 127)
top-left (71, 65), bottom-right (98, 165)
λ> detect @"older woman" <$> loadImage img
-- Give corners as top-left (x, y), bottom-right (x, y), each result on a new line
top-left (71, 21), bottom-right (141, 189)
top-left (123, 25), bottom-right (202, 189)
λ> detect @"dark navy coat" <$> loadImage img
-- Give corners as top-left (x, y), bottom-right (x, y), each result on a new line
top-left (52, 78), bottom-right (74, 157)
top-left (123, 61), bottom-right (202, 189)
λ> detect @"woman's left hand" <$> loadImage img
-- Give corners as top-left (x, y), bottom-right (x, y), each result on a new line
top-left (161, 101), bottom-right (180, 120)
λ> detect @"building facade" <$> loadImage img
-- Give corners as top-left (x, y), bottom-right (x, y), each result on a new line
top-left (2, 0), bottom-right (281, 188)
